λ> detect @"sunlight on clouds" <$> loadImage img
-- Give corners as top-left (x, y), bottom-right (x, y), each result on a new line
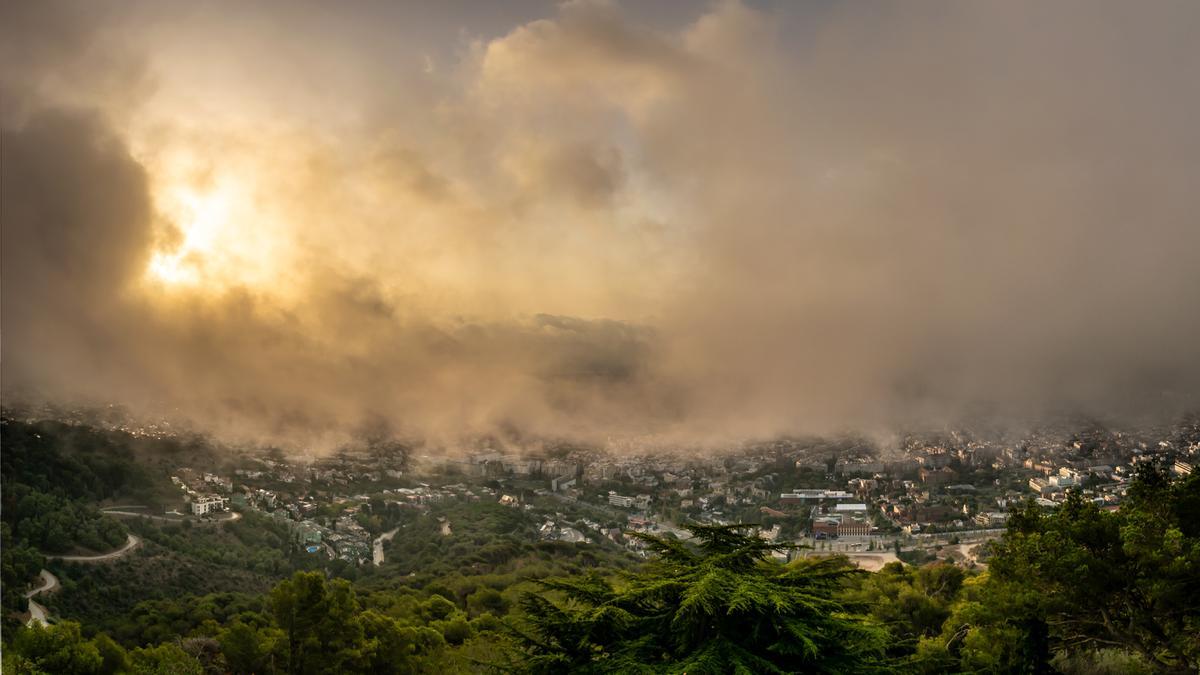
top-left (142, 163), bottom-right (289, 297)
top-left (146, 184), bottom-right (232, 286)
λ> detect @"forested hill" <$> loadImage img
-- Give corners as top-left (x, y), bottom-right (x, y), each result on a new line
top-left (1, 418), bottom-right (1198, 673)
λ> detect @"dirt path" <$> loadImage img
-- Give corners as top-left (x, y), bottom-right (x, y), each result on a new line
top-left (948, 541), bottom-right (988, 568)
top-left (840, 552), bottom-right (900, 572)
top-left (797, 551), bottom-right (900, 572)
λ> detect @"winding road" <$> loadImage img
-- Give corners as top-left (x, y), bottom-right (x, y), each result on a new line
top-left (373, 527), bottom-right (400, 566)
top-left (26, 533), bottom-right (143, 627)
top-left (23, 570), bottom-right (59, 627)
top-left (49, 533), bottom-right (142, 562)
top-left (101, 507), bottom-right (241, 524)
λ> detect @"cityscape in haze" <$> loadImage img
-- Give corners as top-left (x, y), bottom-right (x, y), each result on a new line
top-left (2, 1), bottom-right (1198, 673)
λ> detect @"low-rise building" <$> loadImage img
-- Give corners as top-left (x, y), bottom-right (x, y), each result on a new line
top-left (779, 490), bottom-right (853, 505)
top-left (608, 492), bottom-right (635, 508)
top-left (191, 494), bottom-right (227, 516)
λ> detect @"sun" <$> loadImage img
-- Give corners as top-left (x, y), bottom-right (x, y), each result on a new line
top-left (147, 250), bottom-right (198, 285)
top-left (145, 183), bottom-right (235, 288)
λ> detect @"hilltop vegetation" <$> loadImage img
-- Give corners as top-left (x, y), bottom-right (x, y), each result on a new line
top-left (2, 417), bottom-right (1198, 673)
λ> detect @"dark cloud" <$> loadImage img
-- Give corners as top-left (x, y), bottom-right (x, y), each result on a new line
top-left (1, 108), bottom-right (154, 396)
top-left (2, 0), bottom-right (1199, 450)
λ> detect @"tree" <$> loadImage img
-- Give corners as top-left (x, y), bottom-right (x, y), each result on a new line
top-left (92, 633), bottom-right (129, 675)
top-left (843, 562), bottom-right (964, 654)
top-left (939, 466), bottom-right (1200, 673)
top-left (220, 620), bottom-right (273, 674)
top-left (515, 523), bottom-right (888, 673)
top-left (467, 587), bottom-right (510, 617)
top-left (269, 571), bottom-right (366, 674)
top-left (11, 621), bottom-right (103, 674)
top-left (128, 643), bottom-right (204, 675)
top-left (359, 610), bottom-right (445, 674)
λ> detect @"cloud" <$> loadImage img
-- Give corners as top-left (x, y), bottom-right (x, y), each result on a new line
top-left (2, 0), bottom-right (1199, 450)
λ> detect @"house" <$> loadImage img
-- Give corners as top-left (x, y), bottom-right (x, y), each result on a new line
top-left (974, 511), bottom-right (1009, 527)
top-left (191, 494), bottom-right (227, 516)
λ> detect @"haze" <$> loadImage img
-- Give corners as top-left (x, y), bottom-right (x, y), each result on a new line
top-left (3, 0), bottom-right (1199, 449)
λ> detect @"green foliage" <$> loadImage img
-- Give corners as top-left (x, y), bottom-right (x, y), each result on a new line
top-left (127, 642), bottom-right (204, 674)
top-left (266, 571), bottom-right (448, 674)
top-left (466, 587), bottom-right (510, 617)
top-left (985, 466), bottom-right (1200, 672)
top-left (4, 484), bottom-right (128, 554)
top-left (44, 548), bottom-right (275, 641)
top-left (0, 418), bottom-right (160, 504)
top-left (270, 571), bottom-right (364, 673)
top-left (515, 523), bottom-right (888, 673)
top-left (1, 522), bottom-right (46, 626)
top-left (843, 561), bottom-right (964, 655)
top-left (92, 633), bottom-right (130, 675)
top-left (128, 510), bottom-right (300, 576)
top-left (903, 465), bottom-right (1199, 674)
top-left (7, 414), bottom-right (1197, 673)
top-left (9, 621), bottom-right (104, 674)
top-left (219, 620), bottom-right (285, 674)
top-left (375, 501), bottom-right (631, 581)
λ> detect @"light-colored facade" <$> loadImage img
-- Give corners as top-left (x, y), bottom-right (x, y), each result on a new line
top-left (191, 495), bottom-right (227, 516)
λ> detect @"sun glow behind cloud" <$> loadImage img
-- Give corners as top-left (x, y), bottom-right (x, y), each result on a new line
top-left (4, 0), bottom-right (1200, 446)
top-left (147, 184), bottom-right (232, 286)
top-left (141, 157), bottom-right (293, 298)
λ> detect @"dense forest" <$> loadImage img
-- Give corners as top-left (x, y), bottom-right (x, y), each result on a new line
top-left (2, 418), bottom-right (1198, 673)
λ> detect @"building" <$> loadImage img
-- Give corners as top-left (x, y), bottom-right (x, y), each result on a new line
top-left (779, 490), bottom-right (853, 505)
top-left (974, 512), bottom-right (1009, 527)
top-left (551, 475), bottom-right (577, 492)
top-left (191, 494), bottom-right (227, 516)
top-left (837, 519), bottom-right (871, 537)
top-left (608, 492), bottom-right (635, 508)
top-left (811, 518), bottom-right (839, 539)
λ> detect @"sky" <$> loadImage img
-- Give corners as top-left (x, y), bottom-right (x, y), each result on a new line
top-left (2, 0), bottom-right (1199, 450)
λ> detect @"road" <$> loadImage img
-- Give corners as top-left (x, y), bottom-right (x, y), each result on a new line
top-left (24, 570), bottom-right (59, 627)
top-left (101, 509), bottom-right (179, 521)
top-left (26, 529), bottom-right (144, 626)
top-left (27, 599), bottom-right (50, 627)
top-left (373, 527), bottom-right (399, 566)
top-left (50, 533), bottom-right (141, 562)
top-left (23, 569), bottom-right (58, 599)
top-left (102, 507), bottom-right (241, 524)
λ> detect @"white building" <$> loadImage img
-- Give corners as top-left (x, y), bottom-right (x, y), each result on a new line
top-left (608, 492), bottom-right (635, 508)
top-left (191, 495), bottom-right (227, 516)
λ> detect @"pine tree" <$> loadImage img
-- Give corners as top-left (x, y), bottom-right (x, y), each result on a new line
top-left (515, 523), bottom-right (888, 673)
